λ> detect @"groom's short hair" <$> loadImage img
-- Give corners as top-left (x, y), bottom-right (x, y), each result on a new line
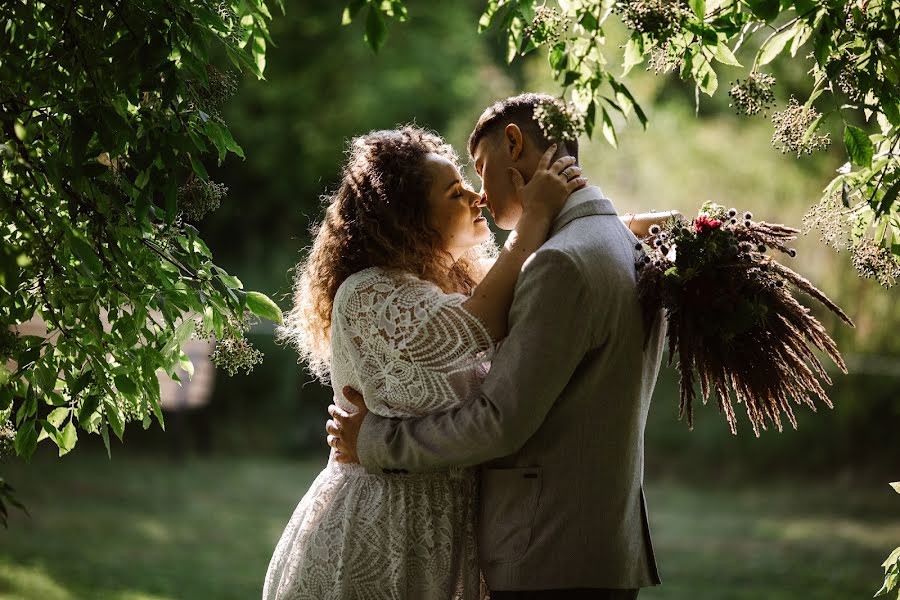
top-left (467, 92), bottom-right (579, 162)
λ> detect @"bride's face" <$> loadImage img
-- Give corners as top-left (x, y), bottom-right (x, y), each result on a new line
top-left (424, 153), bottom-right (490, 262)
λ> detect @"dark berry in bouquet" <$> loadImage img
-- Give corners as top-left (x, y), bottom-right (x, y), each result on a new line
top-left (635, 202), bottom-right (854, 436)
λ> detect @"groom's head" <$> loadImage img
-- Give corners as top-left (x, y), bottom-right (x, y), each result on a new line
top-left (468, 93), bottom-right (579, 230)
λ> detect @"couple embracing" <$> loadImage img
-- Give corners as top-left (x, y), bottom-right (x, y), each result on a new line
top-left (263, 93), bottom-right (672, 600)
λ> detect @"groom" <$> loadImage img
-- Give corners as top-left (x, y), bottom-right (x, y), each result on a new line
top-left (327, 92), bottom-right (667, 599)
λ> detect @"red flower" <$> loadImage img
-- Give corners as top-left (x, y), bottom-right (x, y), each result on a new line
top-left (695, 215), bottom-right (722, 233)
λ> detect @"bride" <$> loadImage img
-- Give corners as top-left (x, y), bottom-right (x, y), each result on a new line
top-left (264, 125), bottom-right (663, 599)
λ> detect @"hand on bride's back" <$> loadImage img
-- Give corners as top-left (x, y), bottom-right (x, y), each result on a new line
top-left (510, 144), bottom-right (587, 223)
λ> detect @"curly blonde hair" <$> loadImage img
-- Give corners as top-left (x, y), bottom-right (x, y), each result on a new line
top-left (278, 126), bottom-right (496, 382)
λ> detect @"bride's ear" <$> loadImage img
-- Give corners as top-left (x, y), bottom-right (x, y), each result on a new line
top-left (504, 124), bottom-right (524, 161)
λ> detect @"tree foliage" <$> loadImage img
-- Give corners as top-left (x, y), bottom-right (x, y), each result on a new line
top-left (0, 0), bottom-right (284, 516)
top-left (356, 0), bottom-right (900, 286)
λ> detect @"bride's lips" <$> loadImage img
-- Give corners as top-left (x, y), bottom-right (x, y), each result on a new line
top-left (474, 215), bottom-right (486, 223)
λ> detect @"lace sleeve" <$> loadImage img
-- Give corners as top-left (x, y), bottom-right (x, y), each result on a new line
top-left (332, 269), bottom-right (495, 416)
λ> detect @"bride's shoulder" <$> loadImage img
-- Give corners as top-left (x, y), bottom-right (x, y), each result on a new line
top-left (335, 267), bottom-right (413, 304)
top-left (336, 267), bottom-right (446, 309)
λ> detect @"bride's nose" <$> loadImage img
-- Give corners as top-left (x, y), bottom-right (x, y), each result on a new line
top-left (472, 191), bottom-right (487, 207)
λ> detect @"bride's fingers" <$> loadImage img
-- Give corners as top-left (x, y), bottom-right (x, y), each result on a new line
top-left (327, 404), bottom-right (348, 419)
top-left (536, 143), bottom-right (558, 171)
top-left (549, 155), bottom-right (577, 175)
top-left (566, 176), bottom-right (588, 191)
top-left (326, 419), bottom-right (341, 436)
top-left (342, 386), bottom-right (367, 412)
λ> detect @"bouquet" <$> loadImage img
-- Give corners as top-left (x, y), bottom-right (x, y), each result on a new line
top-left (636, 202), bottom-right (854, 436)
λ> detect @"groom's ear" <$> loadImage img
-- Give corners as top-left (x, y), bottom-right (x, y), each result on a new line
top-left (504, 124), bottom-right (525, 162)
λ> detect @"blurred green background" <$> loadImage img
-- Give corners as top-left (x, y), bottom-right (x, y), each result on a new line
top-left (2, 1), bottom-right (898, 598)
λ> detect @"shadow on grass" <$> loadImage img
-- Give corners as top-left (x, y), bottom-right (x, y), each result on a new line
top-left (1, 448), bottom-right (897, 600)
top-left (1, 448), bottom-right (327, 600)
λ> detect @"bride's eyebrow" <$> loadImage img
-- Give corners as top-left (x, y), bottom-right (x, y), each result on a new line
top-left (444, 178), bottom-right (461, 192)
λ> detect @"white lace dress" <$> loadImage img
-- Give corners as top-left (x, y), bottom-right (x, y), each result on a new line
top-left (263, 267), bottom-right (495, 600)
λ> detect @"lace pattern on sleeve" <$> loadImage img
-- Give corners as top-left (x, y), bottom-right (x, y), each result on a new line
top-left (331, 268), bottom-right (495, 417)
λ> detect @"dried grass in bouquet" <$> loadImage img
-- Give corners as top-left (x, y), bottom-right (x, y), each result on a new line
top-left (636, 202), bottom-right (854, 436)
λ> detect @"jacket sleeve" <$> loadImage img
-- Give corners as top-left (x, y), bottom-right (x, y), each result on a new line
top-left (356, 249), bottom-right (593, 472)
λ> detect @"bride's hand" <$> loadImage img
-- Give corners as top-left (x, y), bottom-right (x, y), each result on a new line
top-left (509, 144), bottom-right (587, 225)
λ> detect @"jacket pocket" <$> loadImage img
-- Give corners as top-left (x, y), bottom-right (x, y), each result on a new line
top-left (478, 467), bottom-right (542, 563)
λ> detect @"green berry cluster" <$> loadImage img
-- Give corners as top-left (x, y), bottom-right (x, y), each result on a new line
top-left (728, 72), bottom-right (776, 117)
top-left (177, 177), bottom-right (227, 222)
top-left (771, 97), bottom-right (831, 156)
top-left (616, 0), bottom-right (690, 41)
top-left (802, 190), bottom-right (855, 251)
top-left (533, 98), bottom-right (584, 143)
top-left (525, 5), bottom-right (566, 46)
top-left (206, 312), bottom-right (265, 376)
top-left (851, 238), bottom-right (900, 288)
top-left (210, 336), bottom-right (264, 376)
top-left (0, 420), bottom-right (14, 458)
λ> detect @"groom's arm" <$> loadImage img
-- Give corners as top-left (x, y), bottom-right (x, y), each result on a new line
top-left (355, 248), bottom-right (595, 473)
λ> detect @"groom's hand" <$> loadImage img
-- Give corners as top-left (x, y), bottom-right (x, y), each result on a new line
top-left (325, 386), bottom-right (368, 464)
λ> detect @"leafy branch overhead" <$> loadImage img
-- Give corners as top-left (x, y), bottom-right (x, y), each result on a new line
top-left (350, 0), bottom-right (900, 286)
top-left (0, 0), bottom-right (284, 494)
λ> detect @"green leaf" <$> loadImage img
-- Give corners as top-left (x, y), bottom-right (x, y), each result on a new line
top-left (58, 420), bottom-right (77, 456)
top-left (14, 423), bottom-right (38, 461)
top-left (245, 291), bottom-right (283, 324)
top-left (162, 319), bottom-right (197, 359)
top-left (875, 179), bottom-right (900, 218)
top-left (601, 108), bottom-right (617, 148)
top-left (843, 125), bottom-right (874, 168)
top-left (800, 111), bottom-right (826, 145)
top-left (225, 44), bottom-right (264, 80)
top-left (579, 10), bottom-right (598, 31)
top-left (78, 393), bottom-right (101, 424)
top-left (114, 375), bottom-right (139, 396)
top-left (104, 398), bottom-right (125, 441)
top-left (70, 233), bottom-right (103, 277)
top-left (218, 272), bottom-right (243, 289)
top-left (789, 23), bottom-right (813, 57)
top-left (745, 0), bottom-right (779, 21)
top-left (251, 34), bottom-right (266, 75)
top-left (689, 0), bottom-right (705, 19)
top-left (100, 419), bottom-right (111, 458)
top-left (549, 42), bottom-right (567, 73)
top-left (622, 36), bottom-right (644, 76)
top-left (364, 6), bottom-right (388, 53)
top-left (757, 28), bottom-right (796, 66)
top-left (585, 99), bottom-right (596, 138)
top-left (342, 0), bottom-right (366, 24)
top-left (884, 545), bottom-right (900, 568)
top-left (695, 59), bottom-right (718, 96)
top-left (46, 407), bottom-right (68, 430)
top-left (190, 154), bottom-right (209, 180)
top-left (562, 70), bottom-right (580, 86)
top-left (712, 41), bottom-right (742, 67)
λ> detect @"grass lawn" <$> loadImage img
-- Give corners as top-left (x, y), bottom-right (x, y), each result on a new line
top-left (1, 449), bottom-right (897, 599)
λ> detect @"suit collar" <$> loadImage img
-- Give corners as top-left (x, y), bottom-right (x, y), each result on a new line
top-left (550, 187), bottom-right (618, 236)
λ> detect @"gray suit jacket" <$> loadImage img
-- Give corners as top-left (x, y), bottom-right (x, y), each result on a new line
top-left (357, 187), bottom-right (667, 591)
